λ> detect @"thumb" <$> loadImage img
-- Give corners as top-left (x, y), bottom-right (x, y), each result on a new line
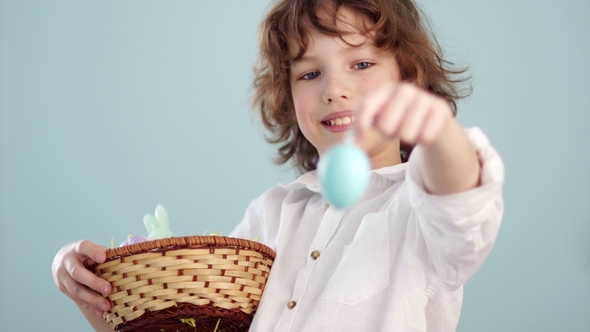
top-left (93, 244), bottom-right (109, 264)
top-left (76, 241), bottom-right (109, 264)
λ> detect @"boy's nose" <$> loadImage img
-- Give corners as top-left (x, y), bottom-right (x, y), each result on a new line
top-left (322, 74), bottom-right (352, 104)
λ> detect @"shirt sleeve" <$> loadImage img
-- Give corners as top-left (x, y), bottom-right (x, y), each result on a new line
top-left (405, 127), bottom-right (505, 290)
top-left (229, 191), bottom-right (277, 251)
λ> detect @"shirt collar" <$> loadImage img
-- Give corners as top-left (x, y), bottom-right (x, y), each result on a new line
top-left (281, 162), bottom-right (408, 193)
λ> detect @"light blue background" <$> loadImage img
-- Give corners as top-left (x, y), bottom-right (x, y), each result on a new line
top-left (1, 1), bottom-right (588, 331)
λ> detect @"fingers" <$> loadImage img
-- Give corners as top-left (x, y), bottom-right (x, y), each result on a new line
top-left (69, 240), bottom-right (112, 295)
top-left (52, 240), bottom-right (113, 317)
top-left (72, 240), bottom-right (108, 264)
top-left (77, 299), bottom-right (106, 317)
top-left (360, 82), bottom-right (452, 146)
top-left (355, 83), bottom-right (392, 140)
top-left (396, 95), bottom-right (432, 143)
top-left (374, 84), bottom-right (419, 138)
top-left (61, 275), bottom-right (112, 314)
top-left (65, 257), bottom-right (111, 295)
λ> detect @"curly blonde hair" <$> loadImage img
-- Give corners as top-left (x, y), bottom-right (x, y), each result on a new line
top-left (252, 0), bottom-right (470, 174)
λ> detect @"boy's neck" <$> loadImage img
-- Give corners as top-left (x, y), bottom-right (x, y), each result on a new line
top-left (368, 140), bottom-right (402, 169)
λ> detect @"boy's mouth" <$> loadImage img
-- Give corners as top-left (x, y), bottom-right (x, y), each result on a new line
top-left (321, 115), bottom-right (355, 126)
top-left (321, 114), bottom-right (356, 133)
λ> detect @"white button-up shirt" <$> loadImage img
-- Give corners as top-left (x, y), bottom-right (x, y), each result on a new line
top-left (230, 128), bottom-right (504, 332)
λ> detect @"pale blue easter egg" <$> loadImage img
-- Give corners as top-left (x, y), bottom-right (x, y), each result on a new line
top-left (318, 143), bottom-right (370, 208)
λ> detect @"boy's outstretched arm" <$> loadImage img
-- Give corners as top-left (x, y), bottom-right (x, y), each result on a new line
top-left (356, 82), bottom-right (503, 290)
top-left (417, 118), bottom-right (480, 195)
top-left (357, 82), bottom-right (480, 195)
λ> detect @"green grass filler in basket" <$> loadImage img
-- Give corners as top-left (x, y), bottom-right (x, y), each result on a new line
top-left (84, 205), bottom-right (276, 332)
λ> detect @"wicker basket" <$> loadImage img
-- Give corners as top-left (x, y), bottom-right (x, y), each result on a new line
top-left (84, 236), bottom-right (276, 332)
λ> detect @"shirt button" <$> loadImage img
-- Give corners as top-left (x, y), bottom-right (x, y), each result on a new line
top-left (324, 203), bottom-right (330, 211)
top-left (311, 250), bottom-right (321, 260)
top-left (287, 301), bottom-right (297, 309)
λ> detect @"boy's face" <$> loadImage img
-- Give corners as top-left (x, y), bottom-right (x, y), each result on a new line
top-left (289, 8), bottom-right (402, 169)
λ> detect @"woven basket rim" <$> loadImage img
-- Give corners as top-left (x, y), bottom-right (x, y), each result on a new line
top-left (84, 235), bottom-right (275, 269)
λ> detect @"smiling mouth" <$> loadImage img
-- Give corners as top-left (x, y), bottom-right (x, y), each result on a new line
top-left (321, 115), bottom-right (355, 126)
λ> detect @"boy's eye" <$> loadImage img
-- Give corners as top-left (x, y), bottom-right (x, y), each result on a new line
top-left (301, 71), bottom-right (320, 80)
top-left (354, 62), bottom-right (372, 70)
